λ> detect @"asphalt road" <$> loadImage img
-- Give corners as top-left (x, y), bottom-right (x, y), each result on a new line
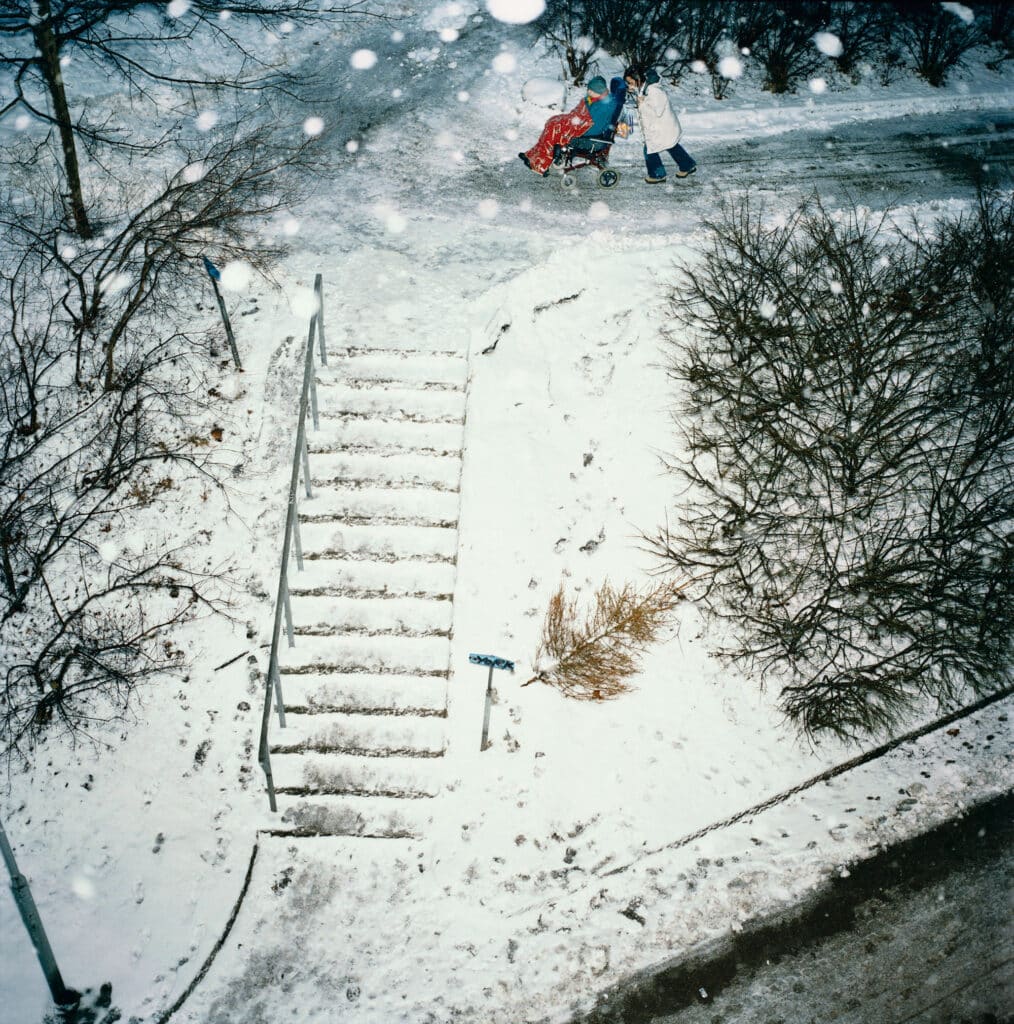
top-left (578, 795), bottom-right (1014, 1024)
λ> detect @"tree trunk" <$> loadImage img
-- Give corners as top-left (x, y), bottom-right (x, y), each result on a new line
top-left (32, 0), bottom-right (93, 239)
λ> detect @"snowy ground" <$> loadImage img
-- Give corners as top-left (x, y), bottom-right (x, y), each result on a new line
top-left (2, 4), bottom-right (1012, 1023)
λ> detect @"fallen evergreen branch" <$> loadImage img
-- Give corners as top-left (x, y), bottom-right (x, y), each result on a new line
top-left (524, 578), bottom-right (685, 699)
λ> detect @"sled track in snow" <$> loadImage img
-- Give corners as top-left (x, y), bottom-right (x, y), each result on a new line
top-left (267, 339), bottom-right (468, 839)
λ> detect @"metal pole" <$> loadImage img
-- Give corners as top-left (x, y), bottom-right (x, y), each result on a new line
top-left (0, 820), bottom-right (78, 1008)
top-left (271, 662), bottom-right (286, 729)
top-left (300, 432), bottom-right (312, 501)
top-left (282, 574), bottom-right (295, 650)
top-left (292, 495), bottom-right (304, 572)
top-left (480, 665), bottom-right (494, 751)
top-left (210, 277), bottom-right (242, 371)
top-left (307, 314), bottom-right (320, 430)
top-left (314, 273), bottom-right (327, 366)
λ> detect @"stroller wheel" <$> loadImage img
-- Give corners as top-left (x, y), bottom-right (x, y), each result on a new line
top-left (560, 173), bottom-right (577, 190)
top-left (598, 168), bottom-right (620, 188)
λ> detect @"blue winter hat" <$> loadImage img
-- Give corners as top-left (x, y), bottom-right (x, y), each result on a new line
top-left (586, 75), bottom-right (607, 94)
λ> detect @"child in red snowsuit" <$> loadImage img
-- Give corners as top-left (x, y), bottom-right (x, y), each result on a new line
top-left (519, 77), bottom-right (609, 176)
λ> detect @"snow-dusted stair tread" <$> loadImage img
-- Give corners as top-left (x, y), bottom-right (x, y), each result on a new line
top-left (280, 672), bottom-right (447, 716)
top-left (309, 416), bottom-right (463, 453)
top-left (315, 387), bottom-right (464, 423)
top-left (329, 335), bottom-right (466, 355)
top-left (334, 352), bottom-right (466, 386)
top-left (310, 451), bottom-right (461, 490)
top-left (277, 633), bottom-right (450, 675)
top-left (300, 522), bottom-right (457, 561)
top-left (271, 751), bottom-right (444, 798)
top-left (274, 794), bottom-right (431, 838)
top-left (287, 557), bottom-right (454, 599)
top-left (297, 485), bottom-right (459, 527)
top-left (271, 710), bottom-right (445, 756)
top-left (288, 595), bottom-right (452, 636)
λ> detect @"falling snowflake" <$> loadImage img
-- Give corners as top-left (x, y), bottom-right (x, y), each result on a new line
top-left (220, 261), bottom-right (253, 291)
top-left (813, 31), bottom-right (843, 57)
top-left (941, 2), bottom-right (974, 24)
top-left (759, 299), bottom-right (777, 319)
top-left (691, 60), bottom-right (708, 75)
top-left (350, 49), bottom-right (378, 70)
top-left (493, 52), bottom-right (517, 73)
top-left (809, 78), bottom-right (827, 94)
top-left (440, 28), bottom-right (460, 42)
top-left (346, 139), bottom-right (360, 153)
top-left (282, 218), bottom-right (300, 236)
top-left (167, 0), bottom-right (191, 17)
top-left (477, 199), bottom-right (500, 219)
top-left (457, 90), bottom-right (470, 102)
top-left (588, 201), bottom-right (609, 222)
top-left (196, 110), bottom-right (218, 131)
top-left (182, 161), bottom-right (205, 183)
top-left (717, 56), bottom-right (743, 80)
top-left (101, 272), bottom-right (131, 295)
top-left (486, 0), bottom-right (545, 25)
top-left (303, 116), bottom-right (324, 137)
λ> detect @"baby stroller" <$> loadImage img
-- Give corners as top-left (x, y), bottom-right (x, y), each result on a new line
top-left (553, 77), bottom-right (628, 190)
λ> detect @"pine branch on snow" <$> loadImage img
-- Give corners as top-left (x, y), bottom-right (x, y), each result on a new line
top-left (525, 579), bottom-right (685, 699)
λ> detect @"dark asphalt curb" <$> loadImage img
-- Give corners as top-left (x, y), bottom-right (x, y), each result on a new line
top-left (574, 789), bottom-right (1014, 1024)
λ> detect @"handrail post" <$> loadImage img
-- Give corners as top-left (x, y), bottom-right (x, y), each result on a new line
top-left (292, 496), bottom-right (304, 571)
top-left (308, 315), bottom-right (321, 431)
top-left (282, 574), bottom-right (295, 649)
top-left (301, 432), bottom-right (312, 500)
top-left (271, 661), bottom-right (286, 729)
top-left (315, 273), bottom-right (327, 367)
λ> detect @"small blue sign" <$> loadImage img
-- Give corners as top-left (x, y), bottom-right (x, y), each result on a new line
top-left (202, 255), bottom-right (221, 282)
top-left (469, 653), bottom-right (515, 672)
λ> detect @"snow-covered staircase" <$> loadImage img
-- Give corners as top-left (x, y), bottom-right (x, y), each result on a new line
top-left (269, 338), bottom-right (467, 838)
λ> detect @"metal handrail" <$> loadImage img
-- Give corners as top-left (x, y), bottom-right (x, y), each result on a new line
top-left (258, 273), bottom-right (327, 812)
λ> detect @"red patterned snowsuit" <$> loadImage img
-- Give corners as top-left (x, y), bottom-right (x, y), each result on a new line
top-left (523, 99), bottom-right (593, 174)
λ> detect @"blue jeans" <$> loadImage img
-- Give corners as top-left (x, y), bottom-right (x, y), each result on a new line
top-left (644, 143), bottom-right (696, 177)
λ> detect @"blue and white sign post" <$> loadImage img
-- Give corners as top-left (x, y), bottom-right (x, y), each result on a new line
top-left (469, 653), bottom-right (515, 751)
top-left (202, 255), bottom-right (243, 371)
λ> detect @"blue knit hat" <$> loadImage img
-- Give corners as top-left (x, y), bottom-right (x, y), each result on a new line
top-left (587, 75), bottom-right (607, 94)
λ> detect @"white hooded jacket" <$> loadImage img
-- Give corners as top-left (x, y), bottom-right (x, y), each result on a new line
top-left (637, 76), bottom-right (681, 153)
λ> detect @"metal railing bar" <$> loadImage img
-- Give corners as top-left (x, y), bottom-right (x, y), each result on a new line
top-left (258, 275), bottom-right (327, 813)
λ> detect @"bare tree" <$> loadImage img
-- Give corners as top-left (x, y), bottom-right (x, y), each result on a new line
top-left (647, 193), bottom-right (1014, 740)
top-left (0, 0), bottom-right (379, 235)
top-left (4, 117), bottom-right (319, 389)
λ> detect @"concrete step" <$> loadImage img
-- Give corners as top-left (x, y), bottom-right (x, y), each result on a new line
top-left (309, 416), bottom-right (463, 455)
top-left (296, 485), bottom-right (459, 528)
top-left (271, 750), bottom-right (444, 798)
top-left (299, 521), bottom-right (457, 562)
top-left (277, 633), bottom-right (450, 676)
top-left (272, 793), bottom-right (432, 838)
top-left (286, 558), bottom-right (455, 599)
top-left (327, 336), bottom-right (465, 356)
top-left (309, 451), bottom-right (461, 490)
top-left (270, 709), bottom-right (445, 756)
top-left (326, 353), bottom-right (466, 389)
top-left (279, 671), bottom-right (447, 716)
top-left (288, 594), bottom-right (452, 637)
top-left (315, 387), bottom-right (464, 423)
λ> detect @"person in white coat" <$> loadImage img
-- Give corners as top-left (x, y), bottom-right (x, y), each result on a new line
top-left (623, 65), bottom-right (697, 184)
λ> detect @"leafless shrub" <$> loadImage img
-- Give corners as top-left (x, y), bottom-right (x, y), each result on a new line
top-left (827, 1), bottom-right (893, 79)
top-left (748, 1), bottom-right (832, 94)
top-left (524, 579), bottom-right (686, 699)
top-left (894, 0), bottom-right (986, 87)
top-left (647, 192), bottom-right (1014, 740)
